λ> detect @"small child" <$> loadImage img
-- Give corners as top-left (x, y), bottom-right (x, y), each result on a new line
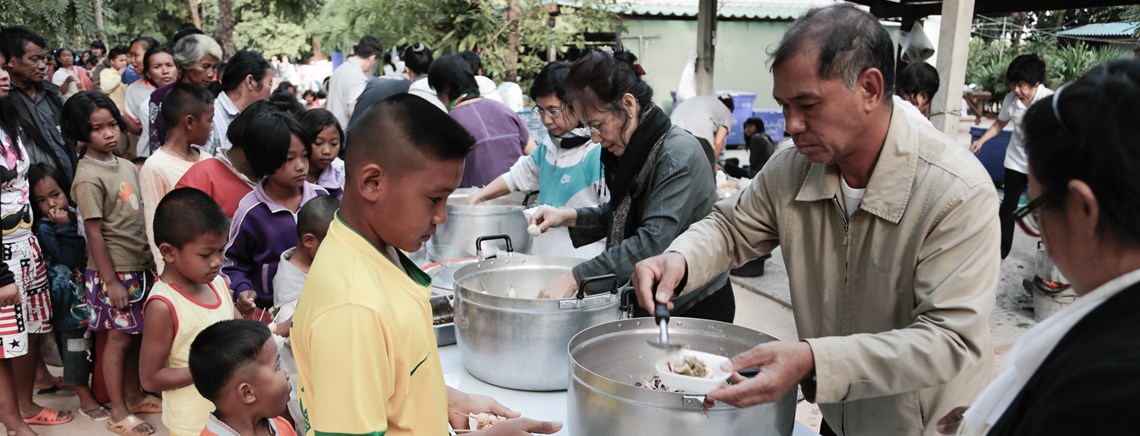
top-left (28, 163), bottom-right (109, 421)
top-left (62, 91), bottom-right (159, 436)
top-left (140, 83), bottom-right (214, 272)
top-left (298, 110), bottom-right (345, 199)
top-left (223, 102), bottom-right (328, 320)
top-left (139, 188), bottom-right (236, 436)
top-left (189, 319), bottom-right (295, 436)
top-left (269, 195), bottom-right (338, 435)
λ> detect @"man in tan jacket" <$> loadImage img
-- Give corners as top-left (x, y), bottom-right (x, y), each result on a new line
top-left (632, 5), bottom-right (999, 436)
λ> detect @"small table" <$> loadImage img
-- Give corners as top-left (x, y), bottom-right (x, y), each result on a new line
top-left (439, 345), bottom-right (819, 435)
top-left (963, 91), bottom-right (993, 125)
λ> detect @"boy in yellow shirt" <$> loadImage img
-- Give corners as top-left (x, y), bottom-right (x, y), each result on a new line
top-left (290, 94), bottom-right (561, 435)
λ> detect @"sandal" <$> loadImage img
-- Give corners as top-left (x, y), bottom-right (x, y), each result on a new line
top-left (79, 405), bottom-right (111, 421)
top-left (106, 414), bottom-right (154, 436)
top-left (34, 377), bottom-right (73, 396)
top-left (22, 407), bottom-right (74, 425)
top-left (127, 395), bottom-right (162, 414)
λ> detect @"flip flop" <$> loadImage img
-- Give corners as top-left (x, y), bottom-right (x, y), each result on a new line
top-left (22, 407), bottom-right (74, 425)
top-left (34, 377), bottom-right (74, 396)
top-left (106, 414), bottom-right (154, 436)
top-left (127, 395), bottom-right (162, 414)
top-left (79, 405), bottom-right (111, 421)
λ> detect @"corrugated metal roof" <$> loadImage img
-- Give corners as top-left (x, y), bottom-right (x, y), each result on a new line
top-left (548, 0), bottom-right (839, 20)
top-left (1056, 22), bottom-right (1140, 38)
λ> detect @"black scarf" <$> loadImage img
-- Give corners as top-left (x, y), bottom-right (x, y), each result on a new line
top-left (601, 104), bottom-right (671, 243)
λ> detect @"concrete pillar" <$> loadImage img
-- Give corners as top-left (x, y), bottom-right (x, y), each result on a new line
top-left (695, 0), bottom-right (717, 96)
top-left (930, 0), bottom-right (975, 137)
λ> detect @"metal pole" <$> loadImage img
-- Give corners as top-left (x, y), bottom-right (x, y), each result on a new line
top-left (695, 0), bottom-right (717, 96)
top-left (930, 0), bottom-right (976, 137)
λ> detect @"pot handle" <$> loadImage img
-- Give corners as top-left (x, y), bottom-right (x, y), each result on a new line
top-left (522, 190), bottom-right (540, 207)
top-left (475, 234), bottom-right (514, 259)
top-left (577, 274), bottom-right (619, 300)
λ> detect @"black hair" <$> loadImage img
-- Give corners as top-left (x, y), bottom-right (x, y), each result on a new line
top-left (770, 3), bottom-right (896, 101)
top-left (428, 54), bottom-right (479, 104)
top-left (26, 163), bottom-right (71, 222)
top-left (402, 43), bottom-right (434, 76)
top-left (52, 48), bottom-right (73, 66)
top-left (458, 50), bottom-right (482, 75)
top-left (718, 94), bottom-right (735, 112)
top-left (230, 100), bottom-right (305, 178)
top-left (161, 83), bottom-right (215, 126)
top-left (143, 45), bottom-right (174, 86)
top-left (108, 45), bottom-right (129, 59)
top-left (276, 81), bottom-right (295, 94)
top-left (346, 93), bottom-right (474, 177)
top-left (59, 91), bottom-right (126, 151)
top-left (91, 40), bottom-right (106, 52)
top-left (529, 61), bottom-right (572, 102)
top-left (0, 26), bottom-right (47, 61)
top-left (298, 109), bottom-right (343, 151)
top-left (1006, 54), bottom-right (1046, 85)
top-left (221, 50), bottom-right (271, 93)
top-left (1023, 59), bottom-right (1140, 248)
top-left (743, 116), bottom-right (765, 132)
top-left (302, 90), bottom-right (317, 100)
top-left (354, 36), bottom-right (383, 59)
top-left (269, 90), bottom-right (306, 116)
top-left (566, 48), bottom-right (653, 110)
top-left (171, 26), bottom-right (205, 47)
top-left (189, 319), bottom-right (272, 402)
top-left (897, 62), bottom-right (940, 100)
top-left (153, 187), bottom-right (229, 249)
top-left (297, 195), bottom-right (339, 239)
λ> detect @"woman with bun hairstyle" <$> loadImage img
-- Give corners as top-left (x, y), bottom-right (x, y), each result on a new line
top-left (528, 48), bottom-right (734, 321)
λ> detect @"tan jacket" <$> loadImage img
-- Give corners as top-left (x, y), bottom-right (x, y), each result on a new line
top-left (670, 101), bottom-right (999, 436)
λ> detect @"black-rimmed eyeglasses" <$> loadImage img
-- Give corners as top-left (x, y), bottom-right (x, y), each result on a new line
top-left (1014, 190), bottom-right (1063, 237)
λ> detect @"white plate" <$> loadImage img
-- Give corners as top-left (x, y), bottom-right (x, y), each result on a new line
top-left (654, 349), bottom-right (732, 394)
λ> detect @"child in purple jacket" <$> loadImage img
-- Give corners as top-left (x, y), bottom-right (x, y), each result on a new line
top-left (222, 101), bottom-right (328, 319)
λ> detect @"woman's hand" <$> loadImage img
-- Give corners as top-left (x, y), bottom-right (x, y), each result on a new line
top-left (537, 271), bottom-right (578, 299)
top-left (0, 283), bottom-right (20, 306)
top-left (528, 206), bottom-right (577, 231)
top-left (447, 388), bottom-right (519, 430)
top-left (236, 290), bottom-right (258, 314)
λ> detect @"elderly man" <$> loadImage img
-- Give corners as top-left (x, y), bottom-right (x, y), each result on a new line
top-left (633, 5), bottom-right (998, 436)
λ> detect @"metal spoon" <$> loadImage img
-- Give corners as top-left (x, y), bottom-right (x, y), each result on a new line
top-left (647, 301), bottom-right (685, 350)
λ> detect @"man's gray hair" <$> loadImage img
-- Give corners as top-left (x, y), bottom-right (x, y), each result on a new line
top-left (770, 4), bottom-right (896, 100)
top-left (172, 34), bottom-right (222, 72)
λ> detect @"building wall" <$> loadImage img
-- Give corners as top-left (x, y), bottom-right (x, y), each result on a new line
top-left (621, 18), bottom-right (790, 113)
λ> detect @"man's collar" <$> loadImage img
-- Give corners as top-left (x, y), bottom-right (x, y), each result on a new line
top-left (794, 97), bottom-right (919, 224)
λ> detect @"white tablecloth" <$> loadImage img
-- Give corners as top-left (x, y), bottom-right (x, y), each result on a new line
top-left (439, 345), bottom-right (819, 435)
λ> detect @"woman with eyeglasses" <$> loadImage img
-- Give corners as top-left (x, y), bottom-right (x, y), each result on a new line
top-left (467, 61), bottom-right (608, 257)
top-left (428, 54), bottom-right (536, 188)
top-left (528, 48), bottom-right (733, 322)
top-left (939, 59), bottom-right (1140, 435)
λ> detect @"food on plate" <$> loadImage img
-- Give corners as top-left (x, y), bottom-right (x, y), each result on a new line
top-left (472, 412), bottom-right (505, 430)
top-left (527, 223), bottom-right (542, 237)
top-left (667, 355), bottom-right (710, 378)
top-left (634, 375), bottom-right (675, 392)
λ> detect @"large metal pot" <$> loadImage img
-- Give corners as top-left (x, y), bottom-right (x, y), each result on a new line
top-left (568, 318), bottom-right (796, 436)
top-left (453, 237), bottom-right (628, 391)
top-left (433, 188), bottom-right (534, 254)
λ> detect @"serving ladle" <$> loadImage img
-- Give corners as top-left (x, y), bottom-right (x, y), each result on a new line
top-left (647, 301), bottom-right (686, 351)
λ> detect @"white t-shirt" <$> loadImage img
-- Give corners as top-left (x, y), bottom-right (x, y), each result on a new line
top-left (124, 81), bottom-right (155, 157)
top-left (840, 176), bottom-right (865, 221)
top-left (326, 58), bottom-right (369, 129)
top-left (52, 68), bottom-right (79, 101)
top-left (998, 84), bottom-right (1053, 174)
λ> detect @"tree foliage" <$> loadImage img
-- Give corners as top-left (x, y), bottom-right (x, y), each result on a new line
top-left (0, 0), bottom-right (103, 49)
top-left (966, 36), bottom-right (1124, 103)
top-left (314, 0), bottom-right (622, 83)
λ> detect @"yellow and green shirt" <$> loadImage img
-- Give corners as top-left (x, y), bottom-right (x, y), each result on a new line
top-left (291, 216), bottom-right (448, 436)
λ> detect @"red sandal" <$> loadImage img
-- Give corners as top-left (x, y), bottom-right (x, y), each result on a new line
top-left (22, 407), bottom-right (74, 425)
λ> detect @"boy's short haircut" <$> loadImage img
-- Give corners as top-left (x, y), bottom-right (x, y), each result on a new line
top-left (109, 45), bottom-right (129, 59)
top-left (153, 187), bottom-right (229, 249)
top-left (345, 93), bottom-right (475, 179)
top-left (228, 100), bottom-right (305, 177)
top-left (189, 319), bottom-right (272, 402)
top-left (296, 196), bottom-right (340, 240)
top-left (896, 62), bottom-right (940, 100)
top-left (1006, 54), bottom-right (1046, 85)
top-left (161, 83), bottom-right (215, 126)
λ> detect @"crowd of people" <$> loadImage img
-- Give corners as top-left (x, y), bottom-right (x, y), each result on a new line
top-left (0, 2), bottom-right (1138, 436)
